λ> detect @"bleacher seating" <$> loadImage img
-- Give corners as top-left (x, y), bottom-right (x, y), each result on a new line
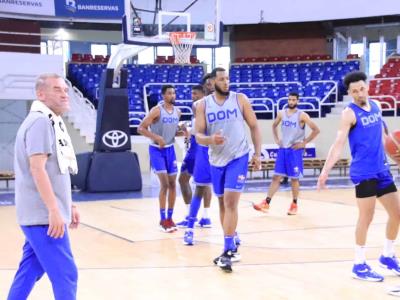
top-left (346, 54), bottom-right (359, 59)
top-left (229, 59), bottom-right (360, 118)
top-left (67, 62), bottom-right (205, 133)
top-left (155, 55), bottom-right (200, 64)
top-left (71, 53), bottom-right (109, 63)
top-left (235, 54), bottom-right (332, 63)
top-left (369, 56), bottom-right (400, 115)
top-left (68, 55), bottom-right (361, 134)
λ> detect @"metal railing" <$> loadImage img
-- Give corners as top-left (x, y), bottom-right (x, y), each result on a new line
top-left (369, 95), bottom-right (399, 116)
top-left (64, 78), bottom-right (97, 144)
top-left (143, 82), bottom-right (200, 113)
top-left (370, 76), bottom-right (400, 83)
top-left (308, 80), bottom-right (338, 103)
top-left (277, 97), bottom-right (321, 117)
top-left (143, 80), bottom-right (341, 119)
top-left (248, 97), bottom-right (275, 118)
top-left (230, 81), bottom-right (303, 89)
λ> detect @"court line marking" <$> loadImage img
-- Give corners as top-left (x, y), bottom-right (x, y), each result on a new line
top-left (80, 223), bottom-right (135, 243)
top-left (0, 258), bottom-right (376, 272)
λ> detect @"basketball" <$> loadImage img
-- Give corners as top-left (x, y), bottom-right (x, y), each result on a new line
top-left (385, 130), bottom-right (400, 156)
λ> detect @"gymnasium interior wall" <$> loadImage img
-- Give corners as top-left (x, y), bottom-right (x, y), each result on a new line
top-left (230, 23), bottom-right (331, 59)
top-left (0, 19), bottom-right (40, 53)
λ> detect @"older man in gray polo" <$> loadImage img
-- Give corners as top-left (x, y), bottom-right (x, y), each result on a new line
top-left (8, 74), bottom-right (80, 300)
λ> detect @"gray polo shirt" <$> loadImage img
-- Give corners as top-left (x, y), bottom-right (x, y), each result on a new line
top-left (14, 112), bottom-right (72, 226)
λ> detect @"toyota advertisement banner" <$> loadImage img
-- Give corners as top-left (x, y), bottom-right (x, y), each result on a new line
top-left (0, 0), bottom-right (55, 16)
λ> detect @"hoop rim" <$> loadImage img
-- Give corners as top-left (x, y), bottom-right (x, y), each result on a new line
top-left (169, 31), bottom-right (196, 45)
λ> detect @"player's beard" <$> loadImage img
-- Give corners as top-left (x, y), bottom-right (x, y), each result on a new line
top-left (358, 98), bottom-right (367, 106)
top-left (214, 84), bottom-right (229, 96)
top-left (288, 103), bottom-right (297, 109)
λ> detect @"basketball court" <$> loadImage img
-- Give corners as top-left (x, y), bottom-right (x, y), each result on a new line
top-left (1, 178), bottom-right (400, 299)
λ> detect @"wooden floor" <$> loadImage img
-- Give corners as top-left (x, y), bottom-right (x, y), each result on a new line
top-left (1, 188), bottom-right (399, 299)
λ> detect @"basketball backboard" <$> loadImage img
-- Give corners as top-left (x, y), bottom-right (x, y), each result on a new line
top-left (123, 0), bottom-right (222, 47)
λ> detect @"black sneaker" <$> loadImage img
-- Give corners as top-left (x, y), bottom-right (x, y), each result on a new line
top-left (231, 248), bottom-right (241, 263)
top-left (213, 251), bottom-right (233, 272)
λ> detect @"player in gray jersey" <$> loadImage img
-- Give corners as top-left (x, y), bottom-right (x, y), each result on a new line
top-left (196, 67), bottom-right (261, 272)
top-left (253, 92), bottom-right (319, 215)
top-left (138, 85), bottom-right (186, 233)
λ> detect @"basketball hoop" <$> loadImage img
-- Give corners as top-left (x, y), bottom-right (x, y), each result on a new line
top-left (169, 32), bottom-right (196, 64)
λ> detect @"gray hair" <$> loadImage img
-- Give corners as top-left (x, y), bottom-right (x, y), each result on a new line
top-left (35, 73), bottom-right (64, 91)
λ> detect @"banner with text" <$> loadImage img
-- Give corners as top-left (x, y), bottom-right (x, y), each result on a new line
top-left (0, 0), bottom-right (55, 16)
top-left (54, 0), bottom-right (124, 19)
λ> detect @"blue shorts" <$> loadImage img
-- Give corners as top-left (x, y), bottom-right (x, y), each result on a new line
top-left (149, 144), bottom-right (177, 175)
top-left (274, 148), bottom-right (303, 179)
top-left (351, 170), bottom-right (394, 188)
top-left (180, 136), bottom-right (197, 175)
top-left (193, 145), bottom-right (212, 186)
top-left (210, 153), bottom-right (249, 197)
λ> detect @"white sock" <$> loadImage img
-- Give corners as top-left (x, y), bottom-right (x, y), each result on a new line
top-left (186, 204), bottom-right (190, 215)
top-left (383, 239), bottom-right (396, 257)
top-left (354, 245), bottom-right (366, 264)
top-left (202, 207), bottom-right (209, 219)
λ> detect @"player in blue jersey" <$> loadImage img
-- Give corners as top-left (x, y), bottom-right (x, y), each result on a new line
top-left (182, 95), bottom-right (214, 245)
top-left (196, 67), bottom-right (261, 272)
top-left (318, 71), bottom-right (400, 282)
top-left (138, 85), bottom-right (186, 233)
top-left (253, 92), bottom-right (320, 215)
top-left (177, 84), bottom-right (213, 228)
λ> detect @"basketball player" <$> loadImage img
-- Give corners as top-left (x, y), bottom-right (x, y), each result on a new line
top-left (182, 94), bottom-right (214, 244)
top-left (196, 67), bottom-right (261, 272)
top-left (253, 92), bottom-right (320, 215)
top-left (202, 73), bottom-right (214, 95)
top-left (177, 85), bottom-right (213, 228)
top-left (138, 85), bottom-right (185, 232)
top-left (8, 74), bottom-right (79, 300)
top-left (317, 71), bottom-right (400, 282)
top-left (196, 73), bottom-right (215, 226)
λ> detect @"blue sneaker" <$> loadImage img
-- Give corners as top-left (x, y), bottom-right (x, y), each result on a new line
top-left (379, 255), bottom-right (400, 275)
top-left (197, 218), bottom-right (212, 228)
top-left (176, 218), bottom-right (188, 228)
top-left (352, 263), bottom-right (384, 282)
top-left (234, 232), bottom-right (241, 246)
top-left (183, 230), bottom-right (194, 245)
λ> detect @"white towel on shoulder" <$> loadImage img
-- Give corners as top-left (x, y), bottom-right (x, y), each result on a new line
top-left (30, 100), bottom-right (78, 175)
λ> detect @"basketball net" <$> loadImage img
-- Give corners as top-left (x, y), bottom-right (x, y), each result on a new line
top-left (169, 32), bottom-right (196, 64)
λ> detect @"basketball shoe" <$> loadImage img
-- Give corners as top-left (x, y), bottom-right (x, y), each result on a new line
top-left (352, 263), bottom-right (384, 282)
top-left (214, 251), bottom-right (233, 273)
top-left (234, 232), bottom-right (241, 246)
top-left (253, 200), bottom-right (269, 213)
top-left (176, 217), bottom-right (189, 228)
top-left (183, 230), bottom-right (194, 245)
top-left (159, 220), bottom-right (172, 233)
top-left (379, 255), bottom-right (400, 275)
top-left (287, 203), bottom-right (298, 215)
top-left (197, 218), bottom-right (212, 228)
top-left (213, 248), bottom-right (241, 264)
top-left (165, 219), bottom-right (177, 232)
